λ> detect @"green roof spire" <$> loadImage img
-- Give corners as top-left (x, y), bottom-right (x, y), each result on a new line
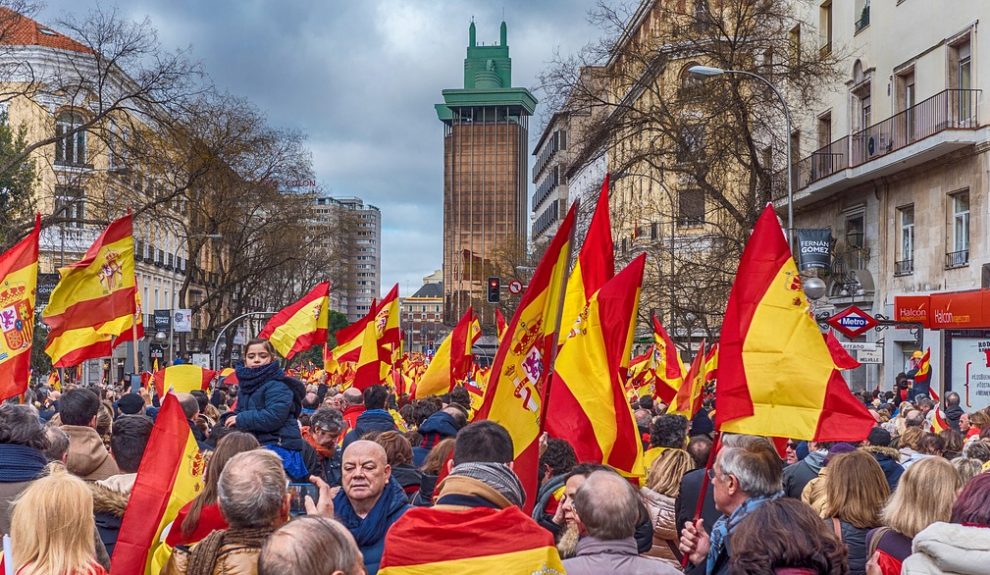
top-left (435, 20), bottom-right (537, 122)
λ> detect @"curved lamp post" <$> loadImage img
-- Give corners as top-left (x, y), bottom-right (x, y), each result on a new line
top-left (688, 65), bottom-right (794, 245)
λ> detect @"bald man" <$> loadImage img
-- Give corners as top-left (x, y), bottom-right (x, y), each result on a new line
top-left (341, 387), bottom-right (365, 432)
top-left (330, 440), bottom-right (410, 575)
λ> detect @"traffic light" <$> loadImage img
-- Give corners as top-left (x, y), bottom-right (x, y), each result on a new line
top-left (487, 276), bottom-right (501, 303)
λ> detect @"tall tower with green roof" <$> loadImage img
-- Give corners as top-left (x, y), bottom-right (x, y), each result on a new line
top-left (437, 20), bottom-right (537, 327)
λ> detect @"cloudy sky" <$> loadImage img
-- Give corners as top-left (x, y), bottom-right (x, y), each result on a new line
top-left (40, 0), bottom-right (605, 297)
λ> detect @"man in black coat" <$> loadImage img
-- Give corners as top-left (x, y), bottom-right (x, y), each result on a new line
top-left (675, 468), bottom-right (718, 575)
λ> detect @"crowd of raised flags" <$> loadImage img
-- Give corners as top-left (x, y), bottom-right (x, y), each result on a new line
top-left (0, 172), bottom-right (927, 574)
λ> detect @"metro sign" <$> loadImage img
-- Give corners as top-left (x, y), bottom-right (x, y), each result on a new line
top-left (827, 305), bottom-right (878, 338)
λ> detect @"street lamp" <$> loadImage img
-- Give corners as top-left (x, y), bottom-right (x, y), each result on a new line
top-left (688, 65), bottom-right (795, 244)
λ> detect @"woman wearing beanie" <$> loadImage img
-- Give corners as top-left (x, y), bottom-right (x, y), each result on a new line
top-left (223, 339), bottom-right (307, 480)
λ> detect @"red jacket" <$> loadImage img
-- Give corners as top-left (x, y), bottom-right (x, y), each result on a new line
top-left (165, 501), bottom-right (229, 547)
top-left (342, 405), bottom-right (365, 433)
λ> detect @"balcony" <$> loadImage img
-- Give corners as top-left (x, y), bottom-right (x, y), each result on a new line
top-left (894, 259), bottom-right (914, 276)
top-left (946, 249), bottom-right (969, 269)
top-left (775, 89), bottom-right (982, 205)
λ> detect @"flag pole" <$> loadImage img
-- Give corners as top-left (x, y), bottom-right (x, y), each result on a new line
top-left (681, 429), bottom-right (721, 569)
top-left (538, 202), bottom-right (578, 434)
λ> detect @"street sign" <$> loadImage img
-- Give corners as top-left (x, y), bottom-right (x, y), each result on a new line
top-left (840, 342), bottom-right (878, 352)
top-left (508, 279), bottom-right (523, 295)
top-left (857, 348), bottom-right (883, 364)
top-left (827, 305), bottom-right (878, 338)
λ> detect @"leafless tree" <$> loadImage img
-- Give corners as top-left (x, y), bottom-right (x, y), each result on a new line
top-left (540, 0), bottom-right (842, 343)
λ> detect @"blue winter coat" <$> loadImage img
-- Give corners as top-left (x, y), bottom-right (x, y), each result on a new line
top-left (411, 411), bottom-right (459, 467)
top-left (342, 409), bottom-right (397, 449)
top-left (233, 363), bottom-right (304, 451)
top-left (334, 478), bottom-right (410, 575)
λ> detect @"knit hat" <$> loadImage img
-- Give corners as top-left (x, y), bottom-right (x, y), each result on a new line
top-left (824, 442), bottom-right (857, 465)
top-left (117, 393), bottom-right (145, 415)
top-left (448, 462), bottom-right (525, 508)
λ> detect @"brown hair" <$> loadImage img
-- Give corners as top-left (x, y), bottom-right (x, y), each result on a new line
top-left (969, 410), bottom-right (990, 429)
top-left (375, 431), bottom-right (413, 466)
top-left (243, 338), bottom-right (277, 358)
top-left (646, 448), bottom-right (693, 497)
top-left (181, 431), bottom-right (260, 538)
top-left (420, 437), bottom-right (455, 474)
top-left (730, 497), bottom-right (849, 575)
top-left (822, 451), bottom-right (889, 529)
top-left (883, 457), bottom-right (962, 538)
top-left (899, 427), bottom-right (924, 451)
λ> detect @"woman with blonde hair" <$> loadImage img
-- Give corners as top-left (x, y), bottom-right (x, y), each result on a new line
top-left (867, 457), bottom-right (962, 575)
top-left (10, 471), bottom-right (108, 575)
top-left (640, 447), bottom-right (693, 565)
top-left (822, 450), bottom-right (890, 575)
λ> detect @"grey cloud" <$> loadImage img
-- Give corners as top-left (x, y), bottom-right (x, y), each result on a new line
top-left (40, 0), bottom-right (601, 295)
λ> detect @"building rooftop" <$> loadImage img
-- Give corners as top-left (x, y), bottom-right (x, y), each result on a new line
top-left (410, 282), bottom-right (443, 298)
top-left (0, 9), bottom-right (91, 53)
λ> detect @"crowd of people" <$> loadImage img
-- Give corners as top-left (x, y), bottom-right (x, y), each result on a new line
top-left (3, 339), bottom-right (990, 574)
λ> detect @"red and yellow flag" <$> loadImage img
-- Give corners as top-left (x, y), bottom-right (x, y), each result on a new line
top-left (379, 505), bottom-right (564, 574)
top-left (43, 214), bottom-right (137, 367)
top-left (376, 284), bottom-right (401, 353)
top-left (152, 364), bottom-right (217, 397)
top-left (331, 298), bottom-right (378, 364)
top-left (475, 204), bottom-right (575, 512)
top-left (111, 392), bottom-right (205, 574)
top-left (546, 253), bottom-right (646, 479)
top-left (652, 316), bottom-right (685, 404)
top-left (704, 343), bottom-right (718, 383)
top-left (716, 206), bottom-right (874, 442)
top-left (671, 341), bottom-right (706, 419)
top-left (415, 307), bottom-right (481, 399)
top-left (914, 347), bottom-right (932, 391)
top-left (931, 408), bottom-right (949, 434)
top-left (0, 215), bottom-right (39, 402)
top-left (259, 281), bottom-right (330, 359)
top-left (353, 319), bottom-right (386, 391)
top-left (495, 308), bottom-right (507, 342)
top-left (559, 174), bottom-right (614, 341)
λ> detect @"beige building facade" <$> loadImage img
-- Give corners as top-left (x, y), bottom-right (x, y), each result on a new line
top-left (789, 0), bottom-right (990, 392)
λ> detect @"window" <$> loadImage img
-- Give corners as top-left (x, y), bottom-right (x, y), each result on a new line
top-left (950, 38), bottom-right (973, 121)
top-left (693, 0), bottom-right (711, 32)
top-left (676, 124), bottom-right (705, 162)
top-left (677, 189), bottom-right (705, 227)
top-left (55, 111), bottom-right (87, 166)
top-left (820, 2), bottom-right (832, 55)
top-left (855, 0), bottom-right (870, 32)
top-left (896, 70), bottom-right (916, 140)
top-left (789, 25), bottom-right (801, 67)
top-left (54, 186), bottom-right (84, 227)
top-left (947, 191), bottom-right (970, 267)
top-left (817, 113), bottom-right (832, 149)
top-left (846, 214), bottom-right (865, 249)
top-left (650, 222), bottom-right (659, 240)
top-left (896, 205), bottom-right (914, 275)
top-left (679, 64), bottom-right (706, 100)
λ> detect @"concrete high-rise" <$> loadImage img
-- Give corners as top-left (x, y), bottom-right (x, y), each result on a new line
top-left (311, 196), bottom-right (381, 322)
top-left (436, 21), bottom-right (536, 326)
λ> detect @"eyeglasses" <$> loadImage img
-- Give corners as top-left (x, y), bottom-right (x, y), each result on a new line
top-left (786, 442), bottom-right (798, 450)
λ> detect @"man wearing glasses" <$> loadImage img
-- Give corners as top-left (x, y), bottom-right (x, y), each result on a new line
top-left (679, 436), bottom-right (783, 575)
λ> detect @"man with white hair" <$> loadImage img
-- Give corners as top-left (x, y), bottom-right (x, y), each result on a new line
top-left (679, 436), bottom-right (783, 575)
top-left (163, 449), bottom-right (290, 575)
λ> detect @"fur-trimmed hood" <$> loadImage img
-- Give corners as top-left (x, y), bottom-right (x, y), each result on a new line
top-left (91, 481), bottom-right (130, 517)
top-left (861, 445), bottom-right (901, 461)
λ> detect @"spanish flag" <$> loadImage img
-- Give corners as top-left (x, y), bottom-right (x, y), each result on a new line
top-left (152, 364), bottom-right (218, 397)
top-left (353, 319), bottom-right (386, 390)
top-left (376, 283), bottom-right (401, 351)
top-left (379, 505), bottom-right (564, 574)
top-left (495, 308), bottom-right (507, 342)
top-left (259, 281), bottom-right (330, 359)
top-left (415, 307), bottom-right (481, 399)
top-left (914, 347), bottom-right (932, 392)
top-left (474, 203), bottom-right (575, 512)
top-left (716, 206), bottom-right (874, 442)
top-left (931, 408), bottom-right (949, 434)
top-left (43, 214), bottom-right (136, 367)
top-left (546, 253), bottom-right (646, 479)
top-left (670, 341), bottom-right (706, 419)
top-left (704, 342), bottom-right (718, 383)
top-left (330, 299), bottom-right (378, 364)
top-left (652, 316), bottom-right (685, 404)
top-left (559, 174), bottom-right (613, 342)
top-left (111, 392), bottom-right (206, 574)
top-left (0, 215), bottom-right (39, 402)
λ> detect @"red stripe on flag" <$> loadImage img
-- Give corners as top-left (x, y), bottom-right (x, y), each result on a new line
top-left (110, 393), bottom-right (190, 572)
top-left (43, 287), bottom-right (137, 335)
